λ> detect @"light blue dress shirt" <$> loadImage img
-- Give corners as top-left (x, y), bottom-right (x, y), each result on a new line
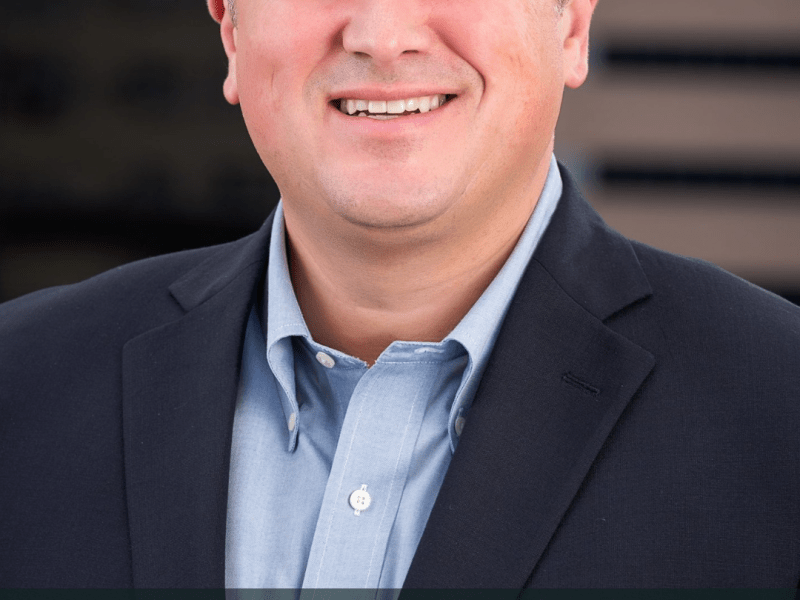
top-left (225, 155), bottom-right (563, 591)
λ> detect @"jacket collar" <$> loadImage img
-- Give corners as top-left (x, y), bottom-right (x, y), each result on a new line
top-left (402, 164), bottom-right (656, 589)
top-left (122, 214), bottom-right (274, 587)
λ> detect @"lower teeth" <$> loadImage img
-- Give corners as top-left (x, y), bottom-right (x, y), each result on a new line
top-left (353, 111), bottom-right (421, 118)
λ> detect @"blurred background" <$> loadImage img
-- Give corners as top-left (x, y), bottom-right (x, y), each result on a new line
top-left (1, 0), bottom-right (799, 305)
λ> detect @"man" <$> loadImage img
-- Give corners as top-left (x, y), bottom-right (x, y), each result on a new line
top-left (1, 0), bottom-right (799, 590)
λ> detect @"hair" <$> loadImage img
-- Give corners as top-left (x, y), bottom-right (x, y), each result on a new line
top-left (226, 0), bottom-right (569, 27)
top-left (228, 0), bottom-right (238, 27)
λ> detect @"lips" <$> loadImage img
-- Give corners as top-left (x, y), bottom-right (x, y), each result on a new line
top-left (333, 94), bottom-right (456, 119)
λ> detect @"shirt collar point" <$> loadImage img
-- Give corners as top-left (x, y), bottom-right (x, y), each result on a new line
top-left (448, 432), bottom-right (459, 454)
top-left (286, 427), bottom-right (299, 453)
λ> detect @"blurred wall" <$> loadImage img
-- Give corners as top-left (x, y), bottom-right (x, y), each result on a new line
top-left (1, 0), bottom-right (799, 304)
top-left (556, 0), bottom-right (800, 303)
top-left (1, 0), bottom-right (277, 301)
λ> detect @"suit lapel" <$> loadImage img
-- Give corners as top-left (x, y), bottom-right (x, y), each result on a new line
top-left (122, 216), bottom-right (273, 587)
top-left (404, 167), bottom-right (656, 589)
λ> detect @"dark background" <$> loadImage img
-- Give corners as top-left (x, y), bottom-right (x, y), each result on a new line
top-left (1, 0), bottom-right (277, 301)
top-left (1, 0), bottom-right (799, 305)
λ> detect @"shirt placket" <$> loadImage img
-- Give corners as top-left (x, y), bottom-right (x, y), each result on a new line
top-left (301, 358), bottom-right (440, 590)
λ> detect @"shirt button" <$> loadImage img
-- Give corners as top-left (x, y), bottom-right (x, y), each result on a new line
top-left (288, 412), bottom-right (297, 432)
top-left (349, 484), bottom-right (372, 516)
top-left (455, 416), bottom-right (466, 436)
top-left (316, 351), bottom-right (335, 368)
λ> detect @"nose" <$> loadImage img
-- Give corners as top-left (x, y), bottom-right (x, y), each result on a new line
top-left (342, 0), bottom-right (432, 64)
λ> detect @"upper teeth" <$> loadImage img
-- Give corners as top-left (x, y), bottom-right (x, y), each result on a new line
top-left (339, 94), bottom-right (448, 116)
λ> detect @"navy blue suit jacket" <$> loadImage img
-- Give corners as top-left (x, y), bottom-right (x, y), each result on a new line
top-left (2, 166), bottom-right (800, 588)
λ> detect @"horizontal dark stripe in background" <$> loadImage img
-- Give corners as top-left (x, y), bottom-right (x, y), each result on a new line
top-left (597, 164), bottom-right (800, 192)
top-left (600, 45), bottom-right (800, 74)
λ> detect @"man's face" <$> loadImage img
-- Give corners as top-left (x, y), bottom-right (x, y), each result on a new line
top-left (220, 0), bottom-right (594, 233)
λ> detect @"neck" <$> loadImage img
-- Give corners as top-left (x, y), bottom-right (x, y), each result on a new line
top-left (283, 157), bottom-right (552, 365)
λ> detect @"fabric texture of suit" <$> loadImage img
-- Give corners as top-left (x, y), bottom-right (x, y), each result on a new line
top-left (2, 166), bottom-right (800, 589)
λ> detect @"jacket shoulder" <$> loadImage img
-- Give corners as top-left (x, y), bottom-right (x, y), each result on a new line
top-left (615, 239), bottom-right (800, 420)
top-left (0, 236), bottom-right (266, 391)
top-left (4, 248), bottom-right (180, 331)
top-left (1, 238), bottom-right (250, 338)
top-left (629, 239), bottom-right (800, 341)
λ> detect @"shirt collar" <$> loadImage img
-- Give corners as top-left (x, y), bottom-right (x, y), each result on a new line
top-left (264, 202), bottom-right (307, 451)
top-left (263, 155), bottom-right (563, 452)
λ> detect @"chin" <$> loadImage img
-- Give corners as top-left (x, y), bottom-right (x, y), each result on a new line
top-left (319, 175), bottom-right (460, 231)
top-left (331, 192), bottom-right (453, 231)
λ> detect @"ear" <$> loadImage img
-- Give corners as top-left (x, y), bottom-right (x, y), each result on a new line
top-left (561, 0), bottom-right (599, 89)
top-left (207, 0), bottom-right (225, 23)
top-left (216, 1), bottom-right (240, 105)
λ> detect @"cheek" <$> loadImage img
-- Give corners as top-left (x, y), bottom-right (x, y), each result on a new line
top-left (235, 44), bottom-right (301, 152)
top-left (236, 5), bottom-right (335, 136)
top-left (235, 33), bottom-right (280, 119)
top-left (235, 4), bottom-right (304, 96)
top-left (502, 29), bottom-right (564, 132)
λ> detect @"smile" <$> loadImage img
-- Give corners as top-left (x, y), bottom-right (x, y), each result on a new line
top-left (334, 94), bottom-right (456, 120)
